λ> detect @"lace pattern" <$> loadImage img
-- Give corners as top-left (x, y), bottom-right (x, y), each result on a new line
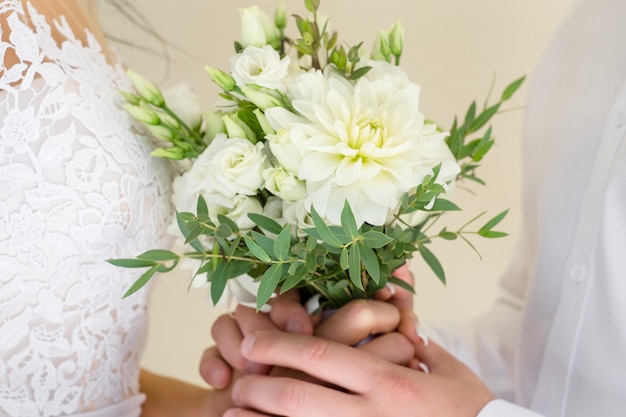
top-left (0, 1), bottom-right (173, 415)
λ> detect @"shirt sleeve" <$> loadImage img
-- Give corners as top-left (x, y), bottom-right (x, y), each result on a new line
top-left (478, 400), bottom-right (545, 417)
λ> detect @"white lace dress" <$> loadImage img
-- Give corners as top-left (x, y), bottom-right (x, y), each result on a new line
top-left (0, 1), bottom-right (173, 416)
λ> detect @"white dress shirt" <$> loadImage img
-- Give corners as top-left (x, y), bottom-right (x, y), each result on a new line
top-left (427, 1), bottom-right (626, 416)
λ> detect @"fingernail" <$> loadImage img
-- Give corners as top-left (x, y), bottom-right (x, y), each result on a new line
top-left (415, 323), bottom-right (429, 346)
top-left (242, 333), bottom-right (256, 356)
top-left (286, 319), bottom-right (303, 333)
top-left (304, 294), bottom-right (321, 315)
top-left (385, 282), bottom-right (396, 296)
top-left (419, 362), bottom-right (430, 374)
top-left (223, 410), bottom-right (236, 417)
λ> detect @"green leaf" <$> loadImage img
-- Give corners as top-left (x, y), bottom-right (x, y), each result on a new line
top-left (359, 243), bottom-right (380, 284)
top-left (280, 265), bottom-right (307, 293)
top-left (500, 76), bottom-right (525, 102)
top-left (217, 214), bottom-right (240, 234)
top-left (478, 230), bottom-right (509, 238)
top-left (307, 206), bottom-right (344, 248)
top-left (122, 265), bottom-right (159, 298)
top-left (349, 66), bottom-right (372, 81)
top-left (273, 224), bottom-right (292, 261)
top-left (107, 258), bottom-right (156, 268)
top-left (340, 247), bottom-right (349, 270)
top-left (478, 209), bottom-right (509, 233)
top-left (196, 195), bottom-right (208, 216)
top-left (348, 246), bottom-right (363, 290)
top-left (248, 213), bottom-right (283, 235)
top-left (184, 224), bottom-right (204, 245)
top-left (464, 100), bottom-right (476, 126)
top-left (362, 230), bottom-right (393, 248)
top-left (428, 199), bottom-right (462, 212)
top-left (340, 201), bottom-right (359, 239)
top-left (216, 223), bottom-right (233, 239)
top-left (176, 211), bottom-right (205, 253)
top-left (251, 231), bottom-right (276, 258)
top-left (438, 229), bottom-right (458, 240)
top-left (210, 262), bottom-right (230, 306)
top-left (419, 244), bottom-right (446, 285)
top-left (469, 103), bottom-right (500, 133)
top-left (387, 276), bottom-right (416, 294)
top-left (244, 235), bottom-right (272, 263)
top-left (257, 264), bottom-right (282, 310)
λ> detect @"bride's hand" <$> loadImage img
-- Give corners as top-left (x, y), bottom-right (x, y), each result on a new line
top-left (224, 331), bottom-right (495, 417)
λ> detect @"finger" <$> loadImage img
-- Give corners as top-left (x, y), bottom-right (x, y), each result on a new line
top-left (241, 331), bottom-right (389, 394)
top-left (413, 338), bottom-right (454, 374)
top-left (314, 299), bottom-right (401, 345)
top-left (211, 314), bottom-right (247, 373)
top-left (397, 308), bottom-right (428, 347)
top-left (223, 408), bottom-right (270, 417)
top-left (388, 263), bottom-right (415, 310)
top-left (231, 374), bottom-right (360, 417)
top-left (268, 289), bottom-right (314, 335)
top-left (357, 332), bottom-right (415, 365)
top-left (199, 346), bottom-right (232, 389)
top-left (233, 305), bottom-right (276, 374)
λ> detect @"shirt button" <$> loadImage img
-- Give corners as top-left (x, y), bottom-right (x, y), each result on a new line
top-left (570, 264), bottom-right (586, 283)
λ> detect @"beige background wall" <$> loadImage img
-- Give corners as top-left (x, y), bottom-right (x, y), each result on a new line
top-left (99, 0), bottom-right (577, 386)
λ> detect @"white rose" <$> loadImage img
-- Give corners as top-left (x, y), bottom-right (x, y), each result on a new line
top-left (162, 82), bottom-right (203, 129)
top-left (267, 126), bottom-right (305, 175)
top-left (362, 59), bottom-right (421, 110)
top-left (239, 6), bottom-right (280, 48)
top-left (263, 167), bottom-right (307, 202)
top-left (210, 134), bottom-right (268, 196)
top-left (263, 196), bottom-right (284, 223)
top-left (283, 200), bottom-right (316, 235)
top-left (206, 193), bottom-right (263, 231)
top-left (231, 45), bottom-right (291, 90)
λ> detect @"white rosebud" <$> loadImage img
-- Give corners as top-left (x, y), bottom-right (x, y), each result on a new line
top-left (239, 6), bottom-right (280, 48)
top-left (150, 146), bottom-right (185, 160)
top-left (126, 69), bottom-right (165, 107)
top-left (389, 21), bottom-right (404, 60)
top-left (263, 196), bottom-right (284, 222)
top-left (205, 66), bottom-right (237, 91)
top-left (123, 103), bottom-right (160, 125)
top-left (240, 86), bottom-right (282, 110)
top-left (274, 1), bottom-right (287, 30)
top-left (370, 30), bottom-right (391, 62)
top-left (203, 110), bottom-right (226, 142)
top-left (222, 114), bottom-right (257, 143)
top-left (230, 45), bottom-right (290, 90)
top-left (162, 82), bottom-right (203, 129)
top-left (253, 108), bottom-right (275, 136)
top-left (146, 124), bottom-right (175, 141)
top-left (263, 167), bottom-right (307, 202)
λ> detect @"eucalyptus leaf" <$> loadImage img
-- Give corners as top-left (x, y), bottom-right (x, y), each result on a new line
top-left (348, 246), bottom-right (363, 290)
top-left (257, 264), bottom-right (282, 310)
top-left (107, 258), bottom-right (156, 268)
top-left (501, 76), bottom-right (525, 102)
top-left (196, 195), bottom-right (208, 216)
top-left (419, 244), bottom-right (446, 285)
top-left (307, 206), bottom-right (344, 248)
top-left (248, 213), bottom-right (283, 234)
top-left (387, 276), bottom-right (416, 294)
top-left (210, 262), bottom-right (230, 306)
top-left (362, 230), bottom-right (393, 248)
top-left (359, 243), bottom-right (380, 284)
top-left (123, 265), bottom-right (159, 298)
top-left (244, 235), bottom-right (272, 262)
top-left (478, 209), bottom-right (509, 233)
top-left (340, 200), bottom-right (359, 239)
top-left (273, 224), bottom-right (292, 261)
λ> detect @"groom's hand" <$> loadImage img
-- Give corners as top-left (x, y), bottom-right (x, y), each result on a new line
top-left (224, 331), bottom-right (494, 417)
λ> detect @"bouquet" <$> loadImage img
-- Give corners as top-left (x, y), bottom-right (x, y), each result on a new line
top-left (110, 0), bottom-right (523, 313)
